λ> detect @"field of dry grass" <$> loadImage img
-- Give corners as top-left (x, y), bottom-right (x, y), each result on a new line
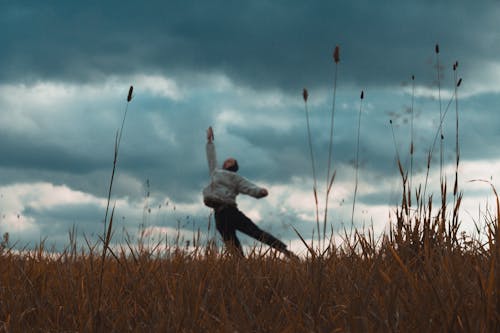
top-left (1, 200), bottom-right (499, 333)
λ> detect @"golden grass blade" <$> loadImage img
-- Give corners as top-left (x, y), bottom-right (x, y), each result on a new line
top-left (292, 226), bottom-right (315, 258)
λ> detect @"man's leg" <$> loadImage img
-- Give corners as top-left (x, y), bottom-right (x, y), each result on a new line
top-left (230, 208), bottom-right (291, 255)
top-left (215, 209), bottom-right (244, 256)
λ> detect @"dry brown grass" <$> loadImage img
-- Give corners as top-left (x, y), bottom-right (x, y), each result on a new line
top-left (1, 195), bottom-right (499, 333)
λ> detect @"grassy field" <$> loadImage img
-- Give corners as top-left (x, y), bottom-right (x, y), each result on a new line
top-left (1, 197), bottom-right (499, 332)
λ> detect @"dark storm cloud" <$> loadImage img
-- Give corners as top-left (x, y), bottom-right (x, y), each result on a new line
top-left (0, 132), bottom-right (102, 174)
top-left (24, 203), bottom-right (104, 236)
top-left (1, 1), bottom-right (497, 92)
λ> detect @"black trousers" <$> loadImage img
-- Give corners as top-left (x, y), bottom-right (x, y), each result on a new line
top-left (214, 205), bottom-right (288, 256)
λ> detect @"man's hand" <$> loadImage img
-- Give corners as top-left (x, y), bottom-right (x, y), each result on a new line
top-left (259, 188), bottom-right (268, 198)
top-left (207, 126), bottom-right (214, 143)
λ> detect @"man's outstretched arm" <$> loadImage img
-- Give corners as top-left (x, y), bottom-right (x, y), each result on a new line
top-left (236, 175), bottom-right (268, 198)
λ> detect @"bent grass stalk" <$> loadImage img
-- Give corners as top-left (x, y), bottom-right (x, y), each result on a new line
top-left (422, 76), bottom-right (463, 203)
top-left (390, 121), bottom-right (403, 175)
top-left (390, 118), bottom-right (411, 219)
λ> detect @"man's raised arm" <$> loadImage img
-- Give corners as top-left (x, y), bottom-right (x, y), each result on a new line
top-left (206, 126), bottom-right (217, 175)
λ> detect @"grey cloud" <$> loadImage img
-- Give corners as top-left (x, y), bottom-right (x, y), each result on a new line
top-left (1, 1), bottom-right (497, 93)
top-left (0, 132), bottom-right (102, 174)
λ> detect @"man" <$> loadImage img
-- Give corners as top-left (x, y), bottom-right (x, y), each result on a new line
top-left (203, 126), bottom-right (296, 258)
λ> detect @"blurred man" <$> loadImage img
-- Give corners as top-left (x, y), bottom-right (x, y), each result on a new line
top-left (203, 126), bottom-right (296, 258)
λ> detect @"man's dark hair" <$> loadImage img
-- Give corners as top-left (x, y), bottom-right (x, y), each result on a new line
top-left (226, 160), bottom-right (239, 172)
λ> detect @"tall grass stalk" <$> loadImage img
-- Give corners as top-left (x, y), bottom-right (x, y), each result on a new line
top-left (452, 62), bottom-right (462, 232)
top-left (453, 62), bottom-right (459, 188)
top-left (409, 75), bottom-right (415, 208)
top-left (103, 85), bottom-right (134, 235)
top-left (435, 44), bottom-right (444, 183)
top-left (96, 85), bottom-right (134, 327)
top-left (323, 45), bottom-right (340, 245)
top-left (302, 88), bottom-right (320, 243)
top-left (452, 63), bottom-right (460, 194)
top-left (351, 90), bottom-right (364, 225)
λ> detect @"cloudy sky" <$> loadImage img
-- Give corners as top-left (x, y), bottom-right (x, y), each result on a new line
top-left (1, 1), bottom-right (500, 254)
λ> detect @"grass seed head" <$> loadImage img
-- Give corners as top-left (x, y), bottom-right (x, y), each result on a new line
top-left (457, 78), bottom-right (462, 87)
top-left (360, 90), bottom-right (364, 99)
top-left (127, 86), bottom-right (134, 102)
top-left (435, 44), bottom-right (440, 54)
top-left (302, 88), bottom-right (308, 102)
top-left (333, 45), bottom-right (340, 63)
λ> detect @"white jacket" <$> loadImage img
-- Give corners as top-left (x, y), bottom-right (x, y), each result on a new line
top-left (203, 142), bottom-right (264, 206)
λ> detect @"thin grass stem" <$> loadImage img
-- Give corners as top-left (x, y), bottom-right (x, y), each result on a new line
top-left (452, 62), bottom-right (461, 233)
top-left (97, 85), bottom-right (133, 329)
top-left (303, 89), bottom-right (320, 244)
top-left (324, 46), bottom-right (340, 246)
top-left (435, 44), bottom-right (444, 183)
top-left (409, 75), bottom-right (415, 207)
top-left (103, 86), bottom-right (134, 235)
top-left (351, 90), bottom-right (364, 226)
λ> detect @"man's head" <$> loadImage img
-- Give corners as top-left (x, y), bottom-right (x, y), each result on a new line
top-left (223, 158), bottom-right (239, 172)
